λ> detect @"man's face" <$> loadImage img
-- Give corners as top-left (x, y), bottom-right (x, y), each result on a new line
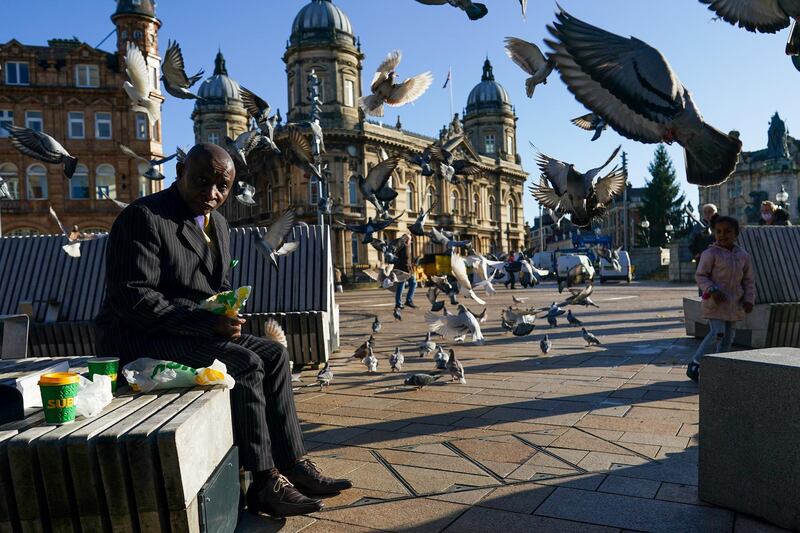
top-left (702, 208), bottom-right (716, 222)
top-left (176, 147), bottom-right (235, 216)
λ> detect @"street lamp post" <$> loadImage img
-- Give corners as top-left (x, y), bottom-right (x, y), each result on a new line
top-left (665, 222), bottom-right (674, 245)
top-left (640, 218), bottom-right (651, 248)
top-left (776, 183), bottom-right (790, 210)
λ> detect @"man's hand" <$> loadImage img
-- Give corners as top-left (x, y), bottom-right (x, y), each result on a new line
top-left (743, 302), bottom-right (754, 314)
top-left (213, 315), bottom-right (246, 339)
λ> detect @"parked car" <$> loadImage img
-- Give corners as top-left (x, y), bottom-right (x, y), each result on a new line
top-left (599, 251), bottom-right (632, 284)
top-left (555, 253), bottom-right (595, 290)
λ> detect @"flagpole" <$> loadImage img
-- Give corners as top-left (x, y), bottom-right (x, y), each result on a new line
top-left (448, 66), bottom-right (454, 119)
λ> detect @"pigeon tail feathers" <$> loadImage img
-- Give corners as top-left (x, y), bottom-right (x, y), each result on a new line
top-left (63, 156), bottom-right (78, 179)
top-left (359, 94), bottom-right (385, 117)
top-left (681, 124), bottom-right (742, 186)
top-left (525, 77), bottom-right (537, 98)
top-left (465, 2), bottom-right (489, 20)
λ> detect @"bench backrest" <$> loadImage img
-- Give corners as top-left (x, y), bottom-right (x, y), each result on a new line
top-left (738, 226), bottom-right (800, 305)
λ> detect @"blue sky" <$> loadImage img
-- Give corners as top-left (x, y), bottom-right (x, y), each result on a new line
top-left (6, 0), bottom-right (799, 223)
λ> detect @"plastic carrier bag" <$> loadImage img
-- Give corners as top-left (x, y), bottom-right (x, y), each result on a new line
top-left (122, 358), bottom-right (236, 392)
top-left (75, 374), bottom-right (113, 418)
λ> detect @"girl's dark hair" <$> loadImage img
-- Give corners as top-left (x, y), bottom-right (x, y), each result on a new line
top-left (711, 215), bottom-right (740, 235)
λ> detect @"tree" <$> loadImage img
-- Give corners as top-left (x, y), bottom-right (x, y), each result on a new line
top-left (639, 145), bottom-right (685, 248)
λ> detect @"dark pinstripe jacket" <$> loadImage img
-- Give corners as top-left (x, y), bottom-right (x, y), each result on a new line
top-left (95, 183), bottom-right (232, 350)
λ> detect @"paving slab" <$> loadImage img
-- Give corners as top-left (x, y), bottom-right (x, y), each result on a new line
top-left (444, 506), bottom-right (619, 533)
top-left (312, 497), bottom-right (467, 532)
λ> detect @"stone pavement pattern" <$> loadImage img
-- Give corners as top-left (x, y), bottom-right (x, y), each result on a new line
top-left (238, 282), bottom-right (788, 532)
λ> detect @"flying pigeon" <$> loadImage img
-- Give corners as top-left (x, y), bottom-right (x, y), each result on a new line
top-left (161, 40), bottom-right (204, 100)
top-left (49, 206), bottom-right (105, 258)
top-left (558, 285), bottom-right (600, 308)
top-left (426, 304), bottom-right (484, 344)
top-left (276, 125), bottom-right (321, 178)
top-left (504, 37), bottom-right (556, 97)
top-left (362, 346), bottom-right (379, 372)
top-left (530, 145), bottom-right (626, 227)
top-left (566, 310), bottom-right (583, 326)
top-left (465, 254), bottom-right (503, 296)
top-left (359, 50), bottom-right (433, 117)
top-left (120, 144), bottom-right (178, 181)
top-left (582, 327), bottom-right (602, 346)
top-left (235, 181), bottom-right (257, 206)
top-left (372, 316), bottom-right (382, 333)
top-left (342, 213), bottom-right (404, 244)
top-left (411, 149), bottom-right (434, 176)
top-left (700, 0), bottom-right (800, 55)
top-left (239, 86), bottom-right (282, 154)
top-left (430, 227), bottom-right (471, 249)
top-left (419, 331), bottom-right (437, 357)
top-left (545, 8), bottom-right (742, 186)
top-left (450, 252), bottom-right (489, 305)
top-left (446, 349), bottom-right (466, 384)
top-left (467, 307), bottom-right (487, 324)
top-left (425, 142), bottom-right (480, 184)
top-left (316, 362), bottom-right (333, 390)
top-left (224, 130), bottom-right (271, 180)
top-left (363, 265), bottom-right (411, 290)
top-left (253, 209), bottom-right (299, 268)
top-left (97, 187), bottom-right (129, 209)
top-left (359, 156), bottom-right (401, 217)
top-left (571, 113), bottom-right (608, 142)
top-left (560, 263), bottom-right (593, 292)
top-left (3, 125), bottom-right (78, 179)
top-left (393, 306), bottom-right (403, 321)
top-left (434, 346), bottom-right (447, 369)
top-left (410, 201), bottom-right (438, 236)
top-left (390, 347), bottom-right (405, 372)
top-left (540, 334), bottom-right (552, 354)
top-left (123, 42), bottom-right (159, 123)
top-left (594, 245), bottom-right (622, 271)
top-left (413, 0), bottom-right (488, 20)
top-left (519, 0), bottom-right (527, 18)
top-left (404, 373), bottom-right (438, 389)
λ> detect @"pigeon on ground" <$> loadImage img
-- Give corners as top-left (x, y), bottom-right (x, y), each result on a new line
top-left (119, 144), bottom-right (178, 181)
top-left (419, 331), bottom-right (437, 357)
top-left (253, 209), bottom-right (299, 268)
top-left (372, 316), bottom-right (381, 333)
top-left (393, 307), bottom-right (403, 321)
top-left (503, 307), bottom-right (537, 336)
top-left (504, 37), bottom-right (556, 97)
top-left (410, 201), bottom-right (438, 236)
top-left (353, 335), bottom-right (374, 360)
top-left (446, 349), bottom-right (466, 384)
top-left (545, 8), bottom-right (742, 186)
top-left (540, 334), bottom-right (552, 354)
top-left (700, 0), bottom-right (800, 55)
top-left (161, 40), bottom-right (204, 100)
top-left (404, 373), bottom-right (438, 389)
top-left (571, 113), bottom-right (608, 142)
top-left (530, 145), bottom-right (626, 228)
top-left (123, 42), bottom-right (159, 123)
top-left (426, 304), bottom-right (484, 344)
top-left (582, 327), bottom-right (602, 346)
top-left (547, 314), bottom-right (558, 328)
top-left (341, 214), bottom-right (403, 245)
top-left (450, 252), bottom-right (489, 305)
top-left (363, 346), bottom-right (379, 372)
top-left (544, 302), bottom-right (566, 318)
top-left (235, 181), bottom-right (256, 206)
top-left (413, 0), bottom-right (488, 21)
top-left (359, 156), bottom-right (401, 217)
top-left (390, 347), bottom-right (405, 372)
top-left (49, 206), bottom-right (105, 258)
top-left (3, 125), bottom-right (78, 179)
top-left (360, 50), bottom-right (433, 117)
top-left (363, 265), bottom-right (412, 290)
top-left (316, 362), bottom-right (333, 390)
top-left (434, 346), bottom-right (448, 369)
top-left (512, 295), bottom-right (528, 304)
top-left (566, 310), bottom-right (583, 326)
top-left (97, 187), bottom-right (129, 209)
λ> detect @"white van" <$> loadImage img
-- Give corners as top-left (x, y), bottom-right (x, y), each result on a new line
top-left (532, 252), bottom-right (554, 274)
top-left (555, 254), bottom-right (595, 291)
top-left (599, 251), bottom-right (632, 283)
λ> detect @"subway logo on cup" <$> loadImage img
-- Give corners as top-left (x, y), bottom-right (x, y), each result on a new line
top-left (47, 397), bottom-right (75, 409)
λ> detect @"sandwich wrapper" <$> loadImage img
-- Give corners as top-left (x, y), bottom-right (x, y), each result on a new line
top-left (122, 358), bottom-right (235, 392)
top-left (199, 286), bottom-right (252, 318)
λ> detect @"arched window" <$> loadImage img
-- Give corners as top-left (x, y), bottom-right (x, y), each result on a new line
top-left (26, 164), bottom-right (48, 199)
top-left (351, 233), bottom-right (359, 264)
top-left (0, 163), bottom-right (19, 200)
top-left (70, 164), bottom-right (90, 199)
top-left (138, 176), bottom-right (151, 198)
top-left (426, 187), bottom-right (435, 211)
top-left (348, 176), bottom-right (358, 205)
top-left (95, 164), bottom-right (116, 199)
top-left (406, 183), bottom-right (416, 212)
top-left (81, 227), bottom-right (109, 234)
top-left (488, 196), bottom-right (496, 221)
top-left (450, 190), bottom-right (459, 214)
top-left (7, 228), bottom-right (41, 236)
top-left (309, 175), bottom-right (319, 205)
top-left (472, 193), bottom-right (479, 217)
top-left (508, 199), bottom-right (516, 223)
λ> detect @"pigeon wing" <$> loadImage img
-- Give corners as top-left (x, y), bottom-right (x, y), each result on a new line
top-left (124, 42), bottom-right (150, 99)
top-left (386, 72), bottom-right (433, 106)
top-left (119, 144), bottom-right (150, 164)
top-left (529, 177), bottom-right (563, 212)
top-left (450, 252), bottom-right (472, 290)
top-left (425, 311), bottom-right (469, 339)
top-left (504, 37), bottom-right (548, 75)
top-left (370, 49), bottom-right (402, 91)
top-left (594, 168), bottom-right (627, 205)
top-left (284, 126), bottom-right (313, 164)
top-left (571, 113), bottom-right (596, 131)
top-left (263, 210), bottom-right (296, 250)
top-left (535, 151), bottom-right (571, 195)
top-left (239, 86), bottom-right (270, 120)
top-left (700, 0), bottom-right (794, 33)
top-left (5, 127), bottom-right (64, 163)
top-left (162, 40), bottom-right (192, 87)
top-left (48, 206), bottom-right (68, 236)
top-left (364, 156), bottom-right (400, 193)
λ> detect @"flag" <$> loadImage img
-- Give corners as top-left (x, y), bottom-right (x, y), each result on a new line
top-left (442, 68), bottom-right (451, 89)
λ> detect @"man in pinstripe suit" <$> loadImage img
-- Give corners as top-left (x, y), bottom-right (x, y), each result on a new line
top-left (95, 144), bottom-right (351, 517)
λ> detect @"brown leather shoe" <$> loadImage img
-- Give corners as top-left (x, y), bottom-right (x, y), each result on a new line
top-left (246, 471), bottom-right (323, 517)
top-left (283, 458), bottom-right (353, 496)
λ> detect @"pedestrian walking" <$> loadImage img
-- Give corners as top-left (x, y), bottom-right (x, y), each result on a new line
top-left (334, 266), bottom-right (343, 293)
top-left (394, 235), bottom-right (417, 309)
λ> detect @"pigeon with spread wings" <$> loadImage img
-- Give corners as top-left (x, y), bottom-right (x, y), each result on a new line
top-left (504, 37), bottom-right (555, 97)
top-left (699, 0), bottom-right (799, 55)
top-left (161, 40), bottom-right (204, 100)
top-left (239, 86), bottom-right (280, 153)
top-left (413, 0), bottom-right (488, 20)
top-left (571, 113), bottom-right (608, 141)
top-left (3, 125), bottom-right (78, 179)
top-left (359, 50), bottom-right (433, 117)
top-left (426, 143), bottom-right (480, 185)
top-left (363, 265), bottom-right (412, 290)
top-left (450, 252), bottom-right (488, 305)
top-left (253, 209), bottom-right (299, 269)
top-left (49, 206), bottom-right (105, 258)
top-left (341, 213), bottom-right (403, 244)
top-left (123, 42), bottom-right (159, 123)
top-left (119, 144), bottom-right (178, 181)
top-left (426, 305), bottom-right (484, 345)
top-left (359, 156), bottom-right (401, 217)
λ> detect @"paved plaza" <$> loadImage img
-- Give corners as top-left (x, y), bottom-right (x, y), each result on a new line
top-left (239, 281), bottom-right (786, 532)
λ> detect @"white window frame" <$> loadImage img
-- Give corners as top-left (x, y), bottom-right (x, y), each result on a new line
top-left (95, 112), bottom-right (112, 139)
top-left (95, 164), bottom-right (116, 199)
top-left (75, 64), bottom-right (100, 88)
top-left (70, 165), bottom-right (90, 200)
top-left (506, 134), bottom-right (514, 154)
top-left (406, 184), bottom-right (415, 211)
top-left (0, 110), bottom-right (14, 137)
top-left (0, 163), bottom-right (19, 200)
top-left (348, 176), bottom-right (358, 205)
top-left (68, 111), bottom-right (85, 139)
top-left (26, 164), bottom-right (48, 200)
top-left (344, 79), bottom-right (354, 107)
top-left (484, 134), bottom-right (496, 154)
top-left (150, 66), bottom-right (159, 91)
top-left (25, 111), bottom-right (43, 132)
top-left (135, 113), bottom-right (148, 140)
top-left (138, 176), bottom-right (150, 197)
top-left (207, 132), bottom-right (219, 145)
top-left (5, 62), bottom-right (29, 85)
top-left (450, 190), bottom-right (458, 214)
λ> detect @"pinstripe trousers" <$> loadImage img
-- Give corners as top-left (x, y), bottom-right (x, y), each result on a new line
top-left (104, 333), bottom-right (306, 472)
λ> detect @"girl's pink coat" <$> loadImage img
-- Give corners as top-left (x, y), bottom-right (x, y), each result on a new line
top-left (695, 243), bottom-right (756, 322)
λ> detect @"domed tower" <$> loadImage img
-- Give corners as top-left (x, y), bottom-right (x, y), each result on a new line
top-left (111, 0), bottom-right (160, 59)
top-left (463, 58), bottom-right (518, 164)
top-left (191, 50), bottom-right (249, 146)
top-left (284, 0), bottom-right (363, 129)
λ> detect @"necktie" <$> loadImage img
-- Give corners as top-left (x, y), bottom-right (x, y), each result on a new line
top-left (195, 214), bottom-right (212, 244)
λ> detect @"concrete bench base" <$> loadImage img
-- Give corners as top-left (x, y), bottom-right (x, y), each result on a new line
top-left (683, 297), bottom-right (770, 348)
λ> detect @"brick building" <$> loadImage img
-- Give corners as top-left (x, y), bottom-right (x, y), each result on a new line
top-left (0, 0), bottom-right (164, 236)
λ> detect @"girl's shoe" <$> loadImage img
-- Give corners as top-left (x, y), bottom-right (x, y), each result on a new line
top-left (686, 362), bottom-right (700, 382)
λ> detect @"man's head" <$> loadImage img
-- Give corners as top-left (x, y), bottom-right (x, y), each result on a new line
top-left (176, 143), bottom-right (235, 216)
top-left (761, 200), bottom-right (777, 223)
top-left (701, 203), bottom-right (717, 222)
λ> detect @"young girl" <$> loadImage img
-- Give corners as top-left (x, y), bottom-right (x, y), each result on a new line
top-left (688, 216), bottom-right (755, 381)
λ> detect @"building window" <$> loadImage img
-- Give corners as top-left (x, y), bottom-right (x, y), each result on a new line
top-left (207, 132), bottom-right (219, 145)
top-left (70, 164), bottom-right (90, 199)
top-left (426, 187), bottom-right (435, 211)
top-left (75, 64), bottom-right (100, 88)
top-left (406, 184), bottom-right (415, 211)
top-left (351, 234), bottom-right (359, 264)
top-left (25, 111), bottom-right (43, 132)
top-left (506, 134), bottom-right (514, 155)
top-left (0, 163), bottom-right (19, 200)
top-left (5, 62), bottom-right (29, 85)
top-left (309, 175), bottom-right (319, 205)
top-left (134, 30), bottom-right (143, 40)
top-left (138, 176), bottom-right (150, 197)
top-left (450, 190), bottom-right (459, 214)
top-left (135, 113), bottom-right (148, 140)
top-left (488, 196), bottom-right (496, 221)
top-left (348, 176), bottom-right (358, 205)
top-left (96, 164), bottom-right (116, 198)
top-left (472, 193), bottom-right (479, 217)
top-left (484, 134), bottom-right (496, 154)
top-left (344, 79), bottom-right (355, 107)
top-left (7, 228), bottom-right (41, 237)
top-left (95, 112), bottom-right (112, 139)
top-left (0, 110), bottom-right (13, 137)
top-left (120, 30), bottom-right (127, 40)
top-left (150, 66), bottom-right (159, 91)
top-left (26, 164), bottom-right (48, 199)
top-left (151, 119), bottom-right (160, 141)
top-left (68, 112), bottom-right (85, 139)
top-left (508, 199), bottom-right (516, 223)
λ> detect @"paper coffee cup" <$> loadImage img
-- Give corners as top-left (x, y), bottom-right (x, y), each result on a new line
top-left (87, 358), bottom-right (120, 393)
top-left (38, 372), bottom-right (80, 425)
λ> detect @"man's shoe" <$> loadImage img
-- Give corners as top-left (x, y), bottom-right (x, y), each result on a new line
top-left (396, 303), bottom-right (405, 310)
top-left (247, 472), bottom-right (323, 517)
top-left (283, 459), bottom-right (353, 496)
top-left (686, 362), bottom-right (700, 382)
top-left (405, 301), bottom-right (418, 309)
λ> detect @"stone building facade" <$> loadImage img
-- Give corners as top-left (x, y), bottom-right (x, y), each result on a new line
top-left (0, 0), bottom-right (165, 236)
top-left (699, 113), bottom-right (800, 225)
top-left (191, 51), bottom-right (249, 147)
top-left (210, 0), bottom-right (528, 270)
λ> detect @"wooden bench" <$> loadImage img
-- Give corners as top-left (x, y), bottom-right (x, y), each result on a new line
top-left (683, 226), bottom-right (800, 348)
top-left (0, 225), bottom-right (338, 367)
top-left (0, 357), bottom-right (239, 533)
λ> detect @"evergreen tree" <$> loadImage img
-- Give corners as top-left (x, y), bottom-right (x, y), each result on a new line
top-left (639, 145), bottom-right (685, 248)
